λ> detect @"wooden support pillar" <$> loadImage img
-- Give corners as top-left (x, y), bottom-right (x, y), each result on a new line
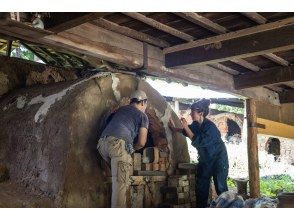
top-left (6, 40), bottom-right (12, 57)
top-left (245, 99), bottom-right (260, 198)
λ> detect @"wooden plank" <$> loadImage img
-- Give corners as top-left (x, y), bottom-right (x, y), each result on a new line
top-left (231, 58), bottom-right (261, 72)
top-left (234, 65), bottom-right (294, 89)
top-left (246, 99), bottom-right (260, 198)
top-left (6, 40), bottom-right (12, 57)
top-left (175, 13), bottom-right (262, 73)
top-left (47, 12), bottom-right (111, 33)
top-left (164, 17), bottom-right (294, 54)
top-left (241, 12), bottom-right (267, 24)
top-left (240, 13), bottom-right (289, 67)
top-left (262, 53), bottom-right (289, 66)
top-left (279, 89), bottom-right (294, 103)
top-left (93, 18), bottom-right (169, 48)
top-left (208, 63), bottom-right (239, 75)
top-left (257, 118), bottom-right (294, 139)
top-left (122, 12), bottom-right (194, 41)
top-left (0, 18), bottom-right (53, 39)
top-left (174, 12), bottom-right (228, 34)
top-left (165, 25), bottom-right (294, 68)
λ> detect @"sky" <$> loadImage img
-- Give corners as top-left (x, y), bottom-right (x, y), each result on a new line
top-left (146, 78), bottom-right (237, 99)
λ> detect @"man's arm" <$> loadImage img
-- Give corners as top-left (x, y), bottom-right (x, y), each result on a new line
top-left (134, 127), bottom-right (148, 150)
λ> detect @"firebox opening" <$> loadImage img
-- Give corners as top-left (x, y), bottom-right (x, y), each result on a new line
top-left (226, 119), bottom-right (241, 144)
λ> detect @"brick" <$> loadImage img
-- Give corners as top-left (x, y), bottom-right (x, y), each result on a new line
top-left (152, 163), bottom-right (159, 171)
top-left (177, 193), bottom-right (185, 199)
top-left (159, 162), bottom-right (166, 171)
top-left (190, 196), bottom-right (196, 202)
top-left (183, 186), bottom-right (190, 192)
top-left (159, 151), bottom-right (169, 158)
top-left (179, 180), bottom-right (189, 187)
top-left (142, 163), bottom-right (152, 171)
top-left (169, 175), bottom-right (188, 181)
top-left (133, 153), bottom-right (142, 171)
top-left (130, 185), bottom-right (144, 208)
top-left (143, 147), bottom-right (159, 163)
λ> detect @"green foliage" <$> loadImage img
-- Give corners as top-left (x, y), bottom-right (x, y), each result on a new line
top-left (227, 177), bottom-right (236, 188)
top-left (212, 104), bottom-right (244, 114)
top-left (11, 46), bottom-right (36, 61)
top-left (260, 174), bottom-right (294, 197)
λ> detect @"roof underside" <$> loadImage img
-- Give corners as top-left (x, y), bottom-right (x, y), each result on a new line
top-left (0, 12), bottom-right (293, 104)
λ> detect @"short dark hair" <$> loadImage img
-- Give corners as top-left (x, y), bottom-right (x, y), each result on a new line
top-left (130, 98), bottom-right (147, 105)
top-left (190, 99), bottom-right (211, 117)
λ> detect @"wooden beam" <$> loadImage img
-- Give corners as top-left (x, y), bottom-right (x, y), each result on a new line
top-left (246, 99), bottom-right (260, 198)
top-left (164, 17), bottom-right (294, 54)
top-left (122, 12), bottom-right (194, 41)
top-left (279, 89), bottom-right (294, 103)
top-left (6, 40), bottom-right (12, 57)
top-left (262, 53), bottom-right (289, 66)
top-left (175, 13), bottom-right (262, 73)
top-left (234, 65), bottom-right (294, 90)
top-left (92, 18), bottom-right (170, 48)
top-left (240, 12), bottom-right (289, 67)
top-left (257, 118), bottom-right (294, 138)
top-left (241, 12), bottom-right (267, 24)
top-left (231, 58), bottom-right (261, 72)
top-left (174, 12), bottom-right (228, 34)
top-left (165, 24), bottom-right (294, 68)
top-left (208, 63), bottom-right (239, 75)
top-left (46, 12), bottom-right (111, 33)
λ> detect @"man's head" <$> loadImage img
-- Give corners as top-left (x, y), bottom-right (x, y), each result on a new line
top-left (130, 90), bottom-right (148, 112)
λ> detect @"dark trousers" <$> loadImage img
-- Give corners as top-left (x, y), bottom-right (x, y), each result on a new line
top-left (196, 157), bottom-right (229, 208)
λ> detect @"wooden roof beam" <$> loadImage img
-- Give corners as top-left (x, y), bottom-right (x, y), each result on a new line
top-left (92, 18), bottom-right (170, 48)
top-left (165, 23), bottom-right (294, 68)
top-left (172, 13), bottom-right (262, 72)
top-left (47, 12), bottom-right (111, 33)
top-left (122, 12), bottom-right (195, 41)
top-left (174, 12), bottom-right (228, 34)
top-left (241, 12), bottom-right (267, 24)
top-left (234, 65), bottom-right (294, 90)
top-left (241, 12), bottom-right (290, 66)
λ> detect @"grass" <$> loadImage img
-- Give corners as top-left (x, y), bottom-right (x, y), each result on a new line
top-left (227, 175), bottom-right (294, 198)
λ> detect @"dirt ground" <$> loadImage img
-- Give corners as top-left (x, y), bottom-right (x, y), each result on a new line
top-left (0, 181), bottom-right (54, 208)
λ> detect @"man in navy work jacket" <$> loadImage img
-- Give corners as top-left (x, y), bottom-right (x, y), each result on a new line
top-left (169, 98), bottom-right (229, 208)
top-left (97, 90), bottom-right (149, 208)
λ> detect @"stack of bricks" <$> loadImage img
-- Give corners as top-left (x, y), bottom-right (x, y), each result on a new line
top-left (132, 147), bottom-right (168, 173)
top-left (160, 174), bottom-right (197, 208)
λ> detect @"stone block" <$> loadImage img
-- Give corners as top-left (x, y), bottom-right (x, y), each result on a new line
top-left (132, 153), bottom-right (142, 171)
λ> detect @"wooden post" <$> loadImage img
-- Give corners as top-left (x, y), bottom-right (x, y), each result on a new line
top-left (245, 99), bottom-right (260, 198)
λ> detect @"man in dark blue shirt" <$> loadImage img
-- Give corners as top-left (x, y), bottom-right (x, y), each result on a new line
top-left (169, 99), bottom-right (229, 207)
top-left (97, 90), bottom-right (149, 207)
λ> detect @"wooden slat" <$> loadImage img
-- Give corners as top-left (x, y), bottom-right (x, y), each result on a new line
top-left (174, 13), bottom-right (262, 73)
top-left (283, 81), bottom-right (294, 88)
top-left (47, 12), bottom-right (111, 33)
top-left (6, 40), bottom-right (12, 56)
top-left (0, 18), bottom-right (53, 40)
top-left (279, 89), bottom-right (294, 103)
top-left (208, 63), bottom-right (239, 75)
top-left (174, 12), bottom-right (228, 34)
top-left (165, 25), bottom-right (294, 68)
top-left (240, 12), bottom-right (290, 67)
top-left (122, 12), bottom-right (195, 41)
top-left (164, 17), bottom-right (294, 54)
top-left (257, 118), bottom-right (294, 139)
top-left (234, 65), bottom-right (294, 89)
top-left (93, 18), bottom-right (170, 48)
top-left (231, 58), bottom-right (261, 72)
top-left (241, 12), bottom-right (267, 24)
top-left (246, 99), bottom-right (260, 198)
top-left (262, 53), bottom-right (289, 66)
